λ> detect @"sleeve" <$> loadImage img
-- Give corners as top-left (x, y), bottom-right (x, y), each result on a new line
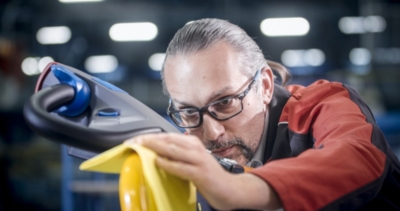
top-left (250, 81), bottom-right (389, 211)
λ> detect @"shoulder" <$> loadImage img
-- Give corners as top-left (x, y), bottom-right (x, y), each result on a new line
top-left (279, 80), bottom-right (355, 129)
top-left (286, 79), bottom-right (347, 101)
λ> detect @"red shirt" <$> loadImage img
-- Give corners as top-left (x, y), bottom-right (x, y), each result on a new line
top-left (251, 80), bottom-right (400, 211)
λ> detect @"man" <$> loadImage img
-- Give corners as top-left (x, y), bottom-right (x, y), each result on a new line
top-left (126, 18), bottom-right (400, 210)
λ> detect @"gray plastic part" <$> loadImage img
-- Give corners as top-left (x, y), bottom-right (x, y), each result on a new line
top-left (25, 63), bottom-right (180, 159)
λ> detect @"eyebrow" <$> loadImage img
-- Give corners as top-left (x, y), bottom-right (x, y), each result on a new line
top-left (172, 86), bottom-right (232, 107)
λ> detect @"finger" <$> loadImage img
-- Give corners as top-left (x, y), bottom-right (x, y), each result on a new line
top-left (155, 154), bottom-right (228, 186)
top-left (125, 133), bottom-right (187, 147)
top-left (142, 133), bottom-right (199, 148)
top-left (149, 140), bottom-right (202, 164)
top-left (155, 156), bottom-right (200, 182)
top-left (125, 133), bottom-right (204, 164)
top-left (154, 134), bottom-right (211, 164)
top-left (126, 133), bottom-right (205, 153)
top-left (157, 133), bottom-right (206, 150)
top-left (124, 134), bottom-right (170, 156)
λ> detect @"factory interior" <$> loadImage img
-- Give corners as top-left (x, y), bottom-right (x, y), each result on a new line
top-left (0, 0), bottom-right (399, 210)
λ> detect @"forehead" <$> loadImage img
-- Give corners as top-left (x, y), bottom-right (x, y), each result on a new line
top-left (163, 42), bottom-right (248, 106)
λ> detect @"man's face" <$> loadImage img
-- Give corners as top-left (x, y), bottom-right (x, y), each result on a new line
top-left (164, 42), bottom-right (271, 165)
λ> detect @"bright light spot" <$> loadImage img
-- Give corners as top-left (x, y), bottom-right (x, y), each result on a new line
top-left (21, 57), bottom-right (39, 76)
top-left (36, 26), bottom-right (71, 45)
top-left (260, 17), bottom-right (310, 37)
top-left (124, 194), bottom-right (131, 204)
top-left (59, 0), bottom-right (103, 3)
top-left (22, 56), bottom-right (55, 76)
top-left (364, 16), bottom-right (386, 33)
top-left (304, 49), bottom-right (325, 66)
top-left (85, 55), bottom-right (118, 73)
top-left (148, 53), bottom-right (166, 71)
top-left (38, 57), bottom-right (54, 73)
top-left (350, 48), bottom-right (371, 65)
top-left (281, 49), bottom-right (325, 67)
top-left (339, 16), bottom-right (386, 34)
top-left (281, 50), bottom-right (305, 67)
top-left (339, 17), bottom-right (365, 34)
top-left (109, 22), bottom-right (158, 41)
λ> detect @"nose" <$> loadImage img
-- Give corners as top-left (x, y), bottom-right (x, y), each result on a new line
top-left (202, 114), bottom-right (225, 141)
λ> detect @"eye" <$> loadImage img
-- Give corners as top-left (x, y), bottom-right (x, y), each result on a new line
top-left (219, 99), bottom-right (232, 105)
top-left (181, 108), bottom-right (197, 116)
top-left (217, 98), bottom-right (233, 106)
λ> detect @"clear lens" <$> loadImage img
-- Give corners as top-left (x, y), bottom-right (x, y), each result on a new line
top-left (208, 97), bottom-right (242, 119)
top-left (171, 112), bottom-right (184, 125)
top-left (172, 108), bottom-right (201, 127)
top-left (169, 69), bottom-right (258, 128)
top-left (171, 97), bottom-right (243, 128)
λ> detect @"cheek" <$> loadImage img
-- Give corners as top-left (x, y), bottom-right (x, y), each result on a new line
top-left (246, 94), bottom-right (265, 112)
top-left (233, 111), bottom-right (265, 151)
top-left (226, 99), bottom-right (265, 141)
top-left (224, 113), bottom-right (263, 140)
top-left (234, 99), bottom-right (264, 126)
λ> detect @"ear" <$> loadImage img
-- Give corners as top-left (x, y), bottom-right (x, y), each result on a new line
top-left (260, 66), bottom-right (274, 105)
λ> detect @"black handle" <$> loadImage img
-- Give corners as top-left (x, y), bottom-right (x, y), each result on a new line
top-left (23, 84), bottom-right (161, 153)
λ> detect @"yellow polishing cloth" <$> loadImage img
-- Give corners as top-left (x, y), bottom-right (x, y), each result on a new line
top-left (79, 142), bottom-right (196, 211)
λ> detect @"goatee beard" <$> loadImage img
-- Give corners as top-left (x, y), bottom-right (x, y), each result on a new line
top-left (206, 137), bottom-right (255, 163)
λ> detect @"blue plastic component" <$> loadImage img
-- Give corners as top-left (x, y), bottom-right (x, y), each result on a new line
top-left (92, 77), bottom-right (128, 94)
top-left (52, 64), bottom-right (91, 117)
top-left (97, 108), bottom-right (120, 117)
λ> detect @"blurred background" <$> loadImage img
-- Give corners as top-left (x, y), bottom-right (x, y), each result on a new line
top-left (0, 0), bottom-right (399, 210)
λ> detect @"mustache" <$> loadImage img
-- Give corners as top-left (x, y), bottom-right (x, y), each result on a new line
top-left (206, 137), bottom-right (254, 161)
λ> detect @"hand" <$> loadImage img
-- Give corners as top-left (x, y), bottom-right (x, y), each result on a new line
top-left (125, 132), bottom-right (281, 210)
top-left (124, 133), bottom-right (228, 188)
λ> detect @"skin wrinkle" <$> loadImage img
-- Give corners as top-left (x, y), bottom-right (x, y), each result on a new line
top-left (203, 102), bottom-right (265, 164)
top-left (172, 86), bottom-right (231, 108)
top-left (125, 19), bottom-right (285, 210)
top-left (172, 79), bottom-right (253, 109)
top-left (164, 41), bottom-right (270, 165)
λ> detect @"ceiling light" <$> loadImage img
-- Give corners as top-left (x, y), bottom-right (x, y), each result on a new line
top-left (21, 57), bottom-right (39, 76)
top-left (260, 17), bottom-right (310, 37)
top-left (339, 16), bottom-right (386, 34)
top-left (363, 16), bottom-right (386, 33)
top-left (38, 57), bottom-right (54, 72)
top-left (84, 55), bottom-right (118, 73)
top-left (349, 48), bottom-right (371, 65)
top-left (21, 56), bottom-right (54, 76)
top-left (109, 22), bottom-right (158, 42)
top-left (304, 49), bottom-right (325, 66)
top-left (281, 50), bottom-right (305, 67)
top-left (59, 0), bottom-right (103, 3)
top-left (148, 53), bottom-right (166, 71)
top-left (281, 49), bottom-right (325, 67)
top-left (339, 17), bottom-right (365, 34)
top-left (36, 26), bottom-right (71, 45)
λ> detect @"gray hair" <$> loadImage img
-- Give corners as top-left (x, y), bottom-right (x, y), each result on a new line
top-left (161, 18), bottom-right (291, 96)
